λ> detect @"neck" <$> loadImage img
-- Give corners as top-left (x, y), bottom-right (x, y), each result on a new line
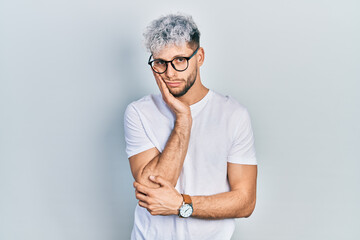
top-left (176, 76), bottom-right (209, 106)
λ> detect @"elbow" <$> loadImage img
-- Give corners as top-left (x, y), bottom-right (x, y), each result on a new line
top-left (136, 176), bottom-right (160, 188)
top-left (243, 205), bottom-right (255, 218)
top-left (244, 199), bottom-right (256, 218)
top-left (236, 197), bottom-right (256, 218)
top-left (136, 171), bottom-right (177, 188)
top-left (136, 175), bottom-right (150, 185)
top-left (135, 170), bottom-right (158, 188)
top-left (136, 163), bottom-right (159, 187)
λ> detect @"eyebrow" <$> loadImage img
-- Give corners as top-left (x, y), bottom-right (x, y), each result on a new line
top-left (153, 53), bottom-right (188, 61)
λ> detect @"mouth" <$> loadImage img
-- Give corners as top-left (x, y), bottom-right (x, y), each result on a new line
top-left (165, 81), bottom-right (182, 88)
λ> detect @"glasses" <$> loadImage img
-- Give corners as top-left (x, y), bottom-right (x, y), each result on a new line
top-left (148, 46), bottom-right (199, 74)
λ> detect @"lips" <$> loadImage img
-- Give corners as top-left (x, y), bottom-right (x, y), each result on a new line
top-left (165, 81), bottom-right (182, 87)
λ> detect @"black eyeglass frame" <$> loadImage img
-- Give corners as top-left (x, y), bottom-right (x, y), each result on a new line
top-left (148, 46), bottom-right (200, 74)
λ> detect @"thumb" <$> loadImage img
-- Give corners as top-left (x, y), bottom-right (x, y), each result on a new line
top-left (149, 175), bottom-right (168, 187)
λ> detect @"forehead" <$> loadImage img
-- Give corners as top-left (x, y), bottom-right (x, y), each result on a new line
top-left (152, 44), bottom-right (194, 60)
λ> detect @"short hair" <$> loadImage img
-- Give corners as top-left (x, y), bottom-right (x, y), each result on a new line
top-left (143, 13), bottom-right (200, 54)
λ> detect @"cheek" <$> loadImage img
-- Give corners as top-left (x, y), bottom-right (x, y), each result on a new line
top-left (187, 64), bottom-right (197, 77)
top-left (187, 67), bottom-right (197, 80)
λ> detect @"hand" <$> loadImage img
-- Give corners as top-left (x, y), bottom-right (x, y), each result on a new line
top-left (133, 175), bottom-right (183, 216)
top-left (154, 72), bottom-right (192, 119)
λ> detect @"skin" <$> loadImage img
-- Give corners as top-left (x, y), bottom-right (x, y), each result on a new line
top-left (129, 43), bottom-right (258, 219)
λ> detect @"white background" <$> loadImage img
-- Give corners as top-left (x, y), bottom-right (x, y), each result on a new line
top-left (0, 0), bottom-right (359, 239)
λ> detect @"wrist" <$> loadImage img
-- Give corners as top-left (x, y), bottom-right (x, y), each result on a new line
top-left (174, 193), bottom-right (183, 215)
top-left (175, 114), bottom-right (192, 127)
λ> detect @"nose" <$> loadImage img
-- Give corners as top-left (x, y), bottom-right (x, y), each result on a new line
top-left (164, 62), bottom-right (176, 78)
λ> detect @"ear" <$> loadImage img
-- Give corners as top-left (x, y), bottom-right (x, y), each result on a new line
top-left (197, 47), bottom-right (205, 67)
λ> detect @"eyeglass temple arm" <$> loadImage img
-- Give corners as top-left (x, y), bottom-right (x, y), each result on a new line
top-left (148, 54), bottom-right (153, 64)
top-left (188, 46), bottom-right (200, 59)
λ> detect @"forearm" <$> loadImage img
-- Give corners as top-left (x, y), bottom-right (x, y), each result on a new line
top-left (191, 190), bottom-right (256, 219)
top-left (139, 115), bottom-right (192, 187)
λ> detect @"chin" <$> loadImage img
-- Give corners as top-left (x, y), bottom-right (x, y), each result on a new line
top-left (170, 91), bottom-right (185, 98)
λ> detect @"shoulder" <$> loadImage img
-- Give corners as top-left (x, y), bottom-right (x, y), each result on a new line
top-left (126, 94), bottom-right (156, 110)
top-left (124, 94), bottom-right (162, 115)
top-left (209, 90), bottom-right (249, 116)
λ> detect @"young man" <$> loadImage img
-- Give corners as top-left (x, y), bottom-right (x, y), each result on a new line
top-left (124, 13), bottom-right (258, 240)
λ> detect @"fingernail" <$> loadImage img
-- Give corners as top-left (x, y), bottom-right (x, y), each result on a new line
top-left (149, 175), bottom-right (155, 181)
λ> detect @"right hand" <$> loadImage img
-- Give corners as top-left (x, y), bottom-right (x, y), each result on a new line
top-left (154, 73), bottom-right (192, 120)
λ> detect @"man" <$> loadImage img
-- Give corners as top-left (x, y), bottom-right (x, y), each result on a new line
top-left (124, 13), bottom-right (257, 240)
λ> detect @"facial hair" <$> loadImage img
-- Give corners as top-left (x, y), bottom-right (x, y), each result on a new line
top-left (169, 68), bottom-right (198, 98)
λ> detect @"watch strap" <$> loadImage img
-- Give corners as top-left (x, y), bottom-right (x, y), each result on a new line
top-left (182, 194), bottom-right (192, 204)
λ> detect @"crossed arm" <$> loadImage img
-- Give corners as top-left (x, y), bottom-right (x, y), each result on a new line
top-left (128, 72), bottom-right (257, 219)
top-left (133, 163), bottom-right (257, 219)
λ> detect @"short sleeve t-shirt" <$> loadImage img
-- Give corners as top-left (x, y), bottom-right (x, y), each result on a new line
top-left (124, 89), bottom-right (257, 240)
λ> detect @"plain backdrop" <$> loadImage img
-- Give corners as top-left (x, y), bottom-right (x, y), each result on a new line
top-left (0, 0), bottom-right (359, 239)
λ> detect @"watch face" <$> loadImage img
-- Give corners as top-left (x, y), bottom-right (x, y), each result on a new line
top-left (179, 204), bottom-right (193, 218)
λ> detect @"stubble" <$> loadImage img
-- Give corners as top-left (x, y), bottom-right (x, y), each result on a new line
top-left (169, 68), bottom-right (198, 98)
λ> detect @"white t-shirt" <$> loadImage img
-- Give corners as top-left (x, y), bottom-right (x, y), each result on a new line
top-left (124, 89), bottom-right (257, 240)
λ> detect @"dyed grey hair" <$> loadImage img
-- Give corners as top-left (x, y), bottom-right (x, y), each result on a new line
top-left (143, 13), bottom-right (200, 54)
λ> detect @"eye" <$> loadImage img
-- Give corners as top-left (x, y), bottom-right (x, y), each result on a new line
top-left (154, 60), bottom-right (165, 65)
top-left (174, 57), bottom-right (186, 63)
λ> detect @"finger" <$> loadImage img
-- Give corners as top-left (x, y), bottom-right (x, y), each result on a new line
top-left (159, 78), bottom-right (171, 96)
top-left (138, 200), bottom-right (149, 209)
top-left (134, 189), bottom-right (141, 198)
top-left (135, 191), bottom-right (149, 203)
top-left (149, 175), bottom-right (169, 187)
top-left (154, 74), bottom-right (163, 94)
top-left (154, 74), bottom-right (171, 98)
top-left (154, 74), bottom-right (167, 97)
top-left (134, 182), bottom-right (150, 195)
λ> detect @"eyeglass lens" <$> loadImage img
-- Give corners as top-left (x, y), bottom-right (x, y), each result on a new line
top-left (151, 57), bottom-right (188, 73)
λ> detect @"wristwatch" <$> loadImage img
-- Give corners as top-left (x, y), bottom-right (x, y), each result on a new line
top-left (178, 194), bottom-right (193, 218)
